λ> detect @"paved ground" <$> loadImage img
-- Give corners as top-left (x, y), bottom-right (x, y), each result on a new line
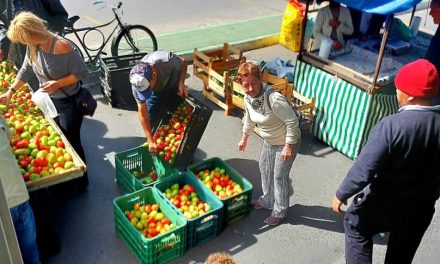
top-left (41, 5), bottom-right (440, 264)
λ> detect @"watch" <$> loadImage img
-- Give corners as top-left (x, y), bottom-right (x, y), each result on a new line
top-left (8, 87), bottom-right (16, 93)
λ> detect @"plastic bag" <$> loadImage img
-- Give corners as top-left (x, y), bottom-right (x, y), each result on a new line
top-left (31, 89), bottom-right (58, 118)
top-left (279, 0), bottom-right (305, 52)
top-left (260, 57), bottom-right (295, 83)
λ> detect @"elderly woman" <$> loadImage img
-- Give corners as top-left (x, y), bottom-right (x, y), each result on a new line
top-left (0, 12), bottom-right (89, 190)
top-left (237, 62), bottom-right (301, 226)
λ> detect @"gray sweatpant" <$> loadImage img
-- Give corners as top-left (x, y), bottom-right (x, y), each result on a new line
top-left (258, 140), bottom-right (300, 218)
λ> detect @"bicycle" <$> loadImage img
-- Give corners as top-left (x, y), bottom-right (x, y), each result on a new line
top-left (62, 0), bottom-right (158, 67)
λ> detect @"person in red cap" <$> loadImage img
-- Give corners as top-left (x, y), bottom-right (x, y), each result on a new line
top-left (332, 59), bottom-right (440, 263)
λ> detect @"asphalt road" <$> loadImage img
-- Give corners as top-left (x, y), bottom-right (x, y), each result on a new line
top-left (40, 1), bottom-right (440, 264)
top-left (41, 44), bottom-right (440, 264)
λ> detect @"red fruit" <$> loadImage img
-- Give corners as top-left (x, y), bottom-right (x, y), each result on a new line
top-left (23, 172), bottom-right (31, 182)
top-left (187, 185), bottom-right (195, 194)
top-left (56, 140), bottom-right (65, 148)
top-left (15, 139), bottom-right (29, 148)
top-left (19, 160), bottom-right (29, 169)
top-left (127, 213), bottom-right (135, 220)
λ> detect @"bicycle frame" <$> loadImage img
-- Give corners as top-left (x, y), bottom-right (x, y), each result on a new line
top-left (62, 2), bottom-right (126, 65)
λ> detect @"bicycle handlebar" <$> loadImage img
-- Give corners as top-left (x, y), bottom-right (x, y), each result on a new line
top-left (92, 0), bottom-right (122, 10)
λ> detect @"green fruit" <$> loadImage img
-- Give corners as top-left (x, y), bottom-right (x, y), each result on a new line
top-left (171, 183), bottom-right (179, 190)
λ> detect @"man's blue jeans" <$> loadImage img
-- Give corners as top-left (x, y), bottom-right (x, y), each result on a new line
top-left (10, 201), bottom-right (40, 264)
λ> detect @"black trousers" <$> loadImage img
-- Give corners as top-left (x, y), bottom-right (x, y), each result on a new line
top-left (51, 95), bottom-right (88, 189)
top-left (344, 194), bottom-right (435, 264)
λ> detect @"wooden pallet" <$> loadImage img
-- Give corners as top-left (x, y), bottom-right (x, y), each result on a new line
top-left (193, 43), bottom-right (245, 115)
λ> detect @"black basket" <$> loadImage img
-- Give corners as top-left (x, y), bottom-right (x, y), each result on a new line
top-left (156, 95), bottom-right (213, 171)
top-left (99, 53), bottom-right (146, 110)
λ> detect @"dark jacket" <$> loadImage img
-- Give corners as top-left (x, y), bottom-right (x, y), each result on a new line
top-left (336, 105), bottom-right (440, 213)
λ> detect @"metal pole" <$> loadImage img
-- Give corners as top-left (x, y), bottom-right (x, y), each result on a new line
top-left (371, 14), bottom-right (393, 92)
top-left (409, 6), bottom-right (417, 26)
top-left (298, 0), bottom-right (311, 60)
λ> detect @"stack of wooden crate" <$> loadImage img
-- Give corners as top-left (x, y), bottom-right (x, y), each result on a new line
top-left (193, 43), bottom-right (245, 115)
top-left (193, 43), bottom-right (315, 130)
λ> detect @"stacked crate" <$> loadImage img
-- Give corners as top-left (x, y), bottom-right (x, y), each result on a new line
top-left (193, 43), bottom-right (245, 115)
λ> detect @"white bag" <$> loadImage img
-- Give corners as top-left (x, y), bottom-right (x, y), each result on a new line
top-left (31, 90), bottom-right (58, 118)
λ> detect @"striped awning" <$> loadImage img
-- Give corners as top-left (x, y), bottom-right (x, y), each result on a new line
top-left (294, 60), bottom-right (398, 159)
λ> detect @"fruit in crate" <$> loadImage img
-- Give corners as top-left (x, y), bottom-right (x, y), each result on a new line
top-left (196, 167), bottom-right (244, 199)
top-left (1, 61), bottom-right (78, 182)
top-left (153, 100), bottom-right (193, 165)
top-left (162, 182), bottom-right (212, 219)
top-left (132, 169), bottom-right (158, 185)
top-left (124, 202), bottom-right (175, 239)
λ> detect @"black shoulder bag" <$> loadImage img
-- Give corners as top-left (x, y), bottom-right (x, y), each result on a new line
top-left (40, 55), bottom-right (97, 117)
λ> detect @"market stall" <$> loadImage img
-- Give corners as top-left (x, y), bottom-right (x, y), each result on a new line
top-left (294, 0), bottom-right (428, 159)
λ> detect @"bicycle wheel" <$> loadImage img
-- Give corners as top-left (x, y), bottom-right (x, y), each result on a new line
top-left (111, 25), bottom-right (157, 57)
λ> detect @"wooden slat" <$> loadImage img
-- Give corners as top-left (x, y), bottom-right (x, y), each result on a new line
top-left (302, 53), bottom-right (373, 92)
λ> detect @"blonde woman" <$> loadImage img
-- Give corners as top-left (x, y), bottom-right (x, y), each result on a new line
top-left (237, 62), bottom-right (301, 226)
top-left (0, 12), bottom-right (89, 190)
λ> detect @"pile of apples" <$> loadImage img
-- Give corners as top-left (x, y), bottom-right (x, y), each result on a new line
top-left (132, 169), bottom-right (158, 185)
top-left (152, 100), bottom-right (193, 165)
top-left (124, 202), bottom-right (175, 239)
top-left (162, 183), bottom-right (212, 219)
top-left (0, 60), bottom-right (77, 182)
top-left (195, 167), bottom-right (244, 199)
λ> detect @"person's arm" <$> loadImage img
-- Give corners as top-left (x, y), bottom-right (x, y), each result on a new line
top-left (270, 93), bottom-right (300, 160)
top-left (41, 38), bottom-right (88, 93)
top-left (335, 121), bottom-right (390, 204)
top-left (177, 56), bottom-right (188, 97)
top-left (338, 8), bottom-right (354, 35)
top-left (0, 78), bottom-right (26, 103)
top-left (239, 106), bottom-right (256, 152)
top-left (313, 9), bottom-right (327, 44)
top-left (40, 73), bottom-right (80, 94)
top-left (40, 0), bottom-right (68, 33)
top-left (137, 103), bottom-right (157, 155)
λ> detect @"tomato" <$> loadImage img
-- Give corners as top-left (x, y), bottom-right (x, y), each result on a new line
top-left (19, 160), bottom-right (29, 168)
top-left (187, 185), bottom-right (195, 194)
top-left (23, 172), bottom-right (31, 182)
top-left (15, 139), bottom-right (29, 148)
top-left (56, 140), bottom-right (65, 148)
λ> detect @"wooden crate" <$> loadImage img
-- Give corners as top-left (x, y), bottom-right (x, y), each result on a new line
top-left (236, 70), bottom-right (315, 135)
top-left (231, 70), bottom-right (294, 110)
top-left (193, 43), bottom-right (245, 115)
top-left (26, 117), bottom-right (86, 191)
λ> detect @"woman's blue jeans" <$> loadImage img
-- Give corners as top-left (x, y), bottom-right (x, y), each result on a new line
top-left (10, 201), bottom-right (40, 264)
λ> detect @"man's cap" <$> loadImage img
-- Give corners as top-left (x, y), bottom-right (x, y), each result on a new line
top-left (129, 63), bottom-right (153, 101)
top-left (395, 59), bottom-right (439, 98)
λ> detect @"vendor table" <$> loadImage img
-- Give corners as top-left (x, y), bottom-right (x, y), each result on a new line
top-left (295, 31), bottom-right (432, 159)
top-left (294, 59), bottom-right (398, 159)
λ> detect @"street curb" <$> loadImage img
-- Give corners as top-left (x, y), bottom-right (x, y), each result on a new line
top-left (177, 34), bottom-right (280, 63)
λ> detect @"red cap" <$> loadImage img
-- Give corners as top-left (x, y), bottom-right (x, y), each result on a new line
top-left (395, 59), bottom-right (439, 98)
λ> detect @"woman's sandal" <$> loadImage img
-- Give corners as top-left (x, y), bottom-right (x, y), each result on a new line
top-left (251, 200), bottom-right (264, 210)
top-left (264, 215), bottom-right (285, 226)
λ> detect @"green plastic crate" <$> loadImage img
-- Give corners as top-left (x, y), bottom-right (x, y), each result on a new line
top-left (113, 187), bottom-right (187, 264)
top-left (154, 95), bottom-right (213, 170)
top-left (154, 172), bottom-right (224, 250)
top-left (187, 157), bottom-right (253, 228)
top-left (115, 146), bottom-right (179, 193)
